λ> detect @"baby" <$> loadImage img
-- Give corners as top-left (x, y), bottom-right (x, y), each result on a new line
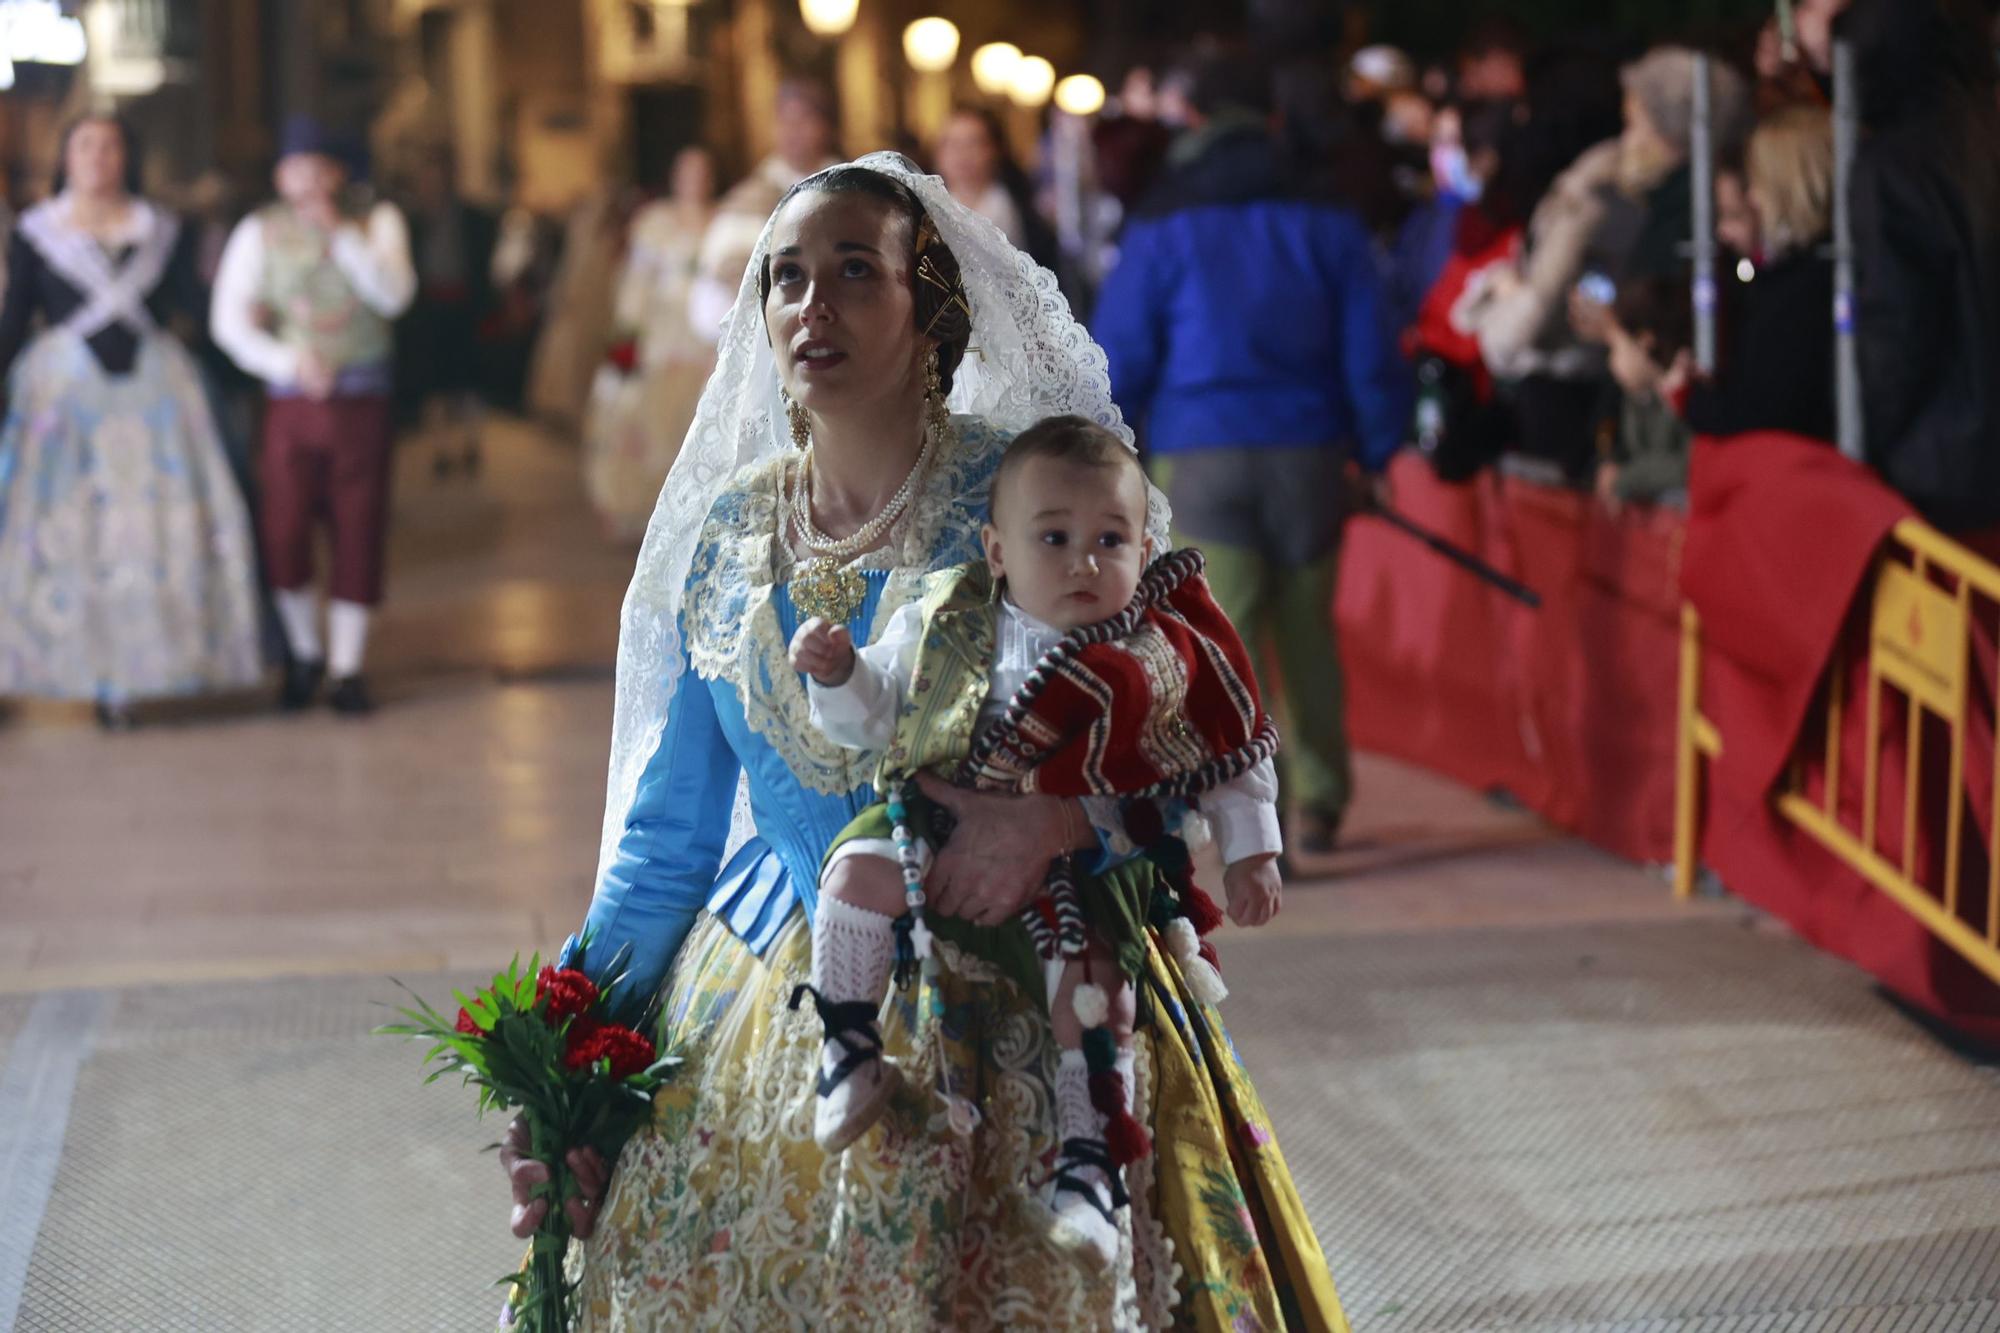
top-left (786, 416), bottom-right (1283, 1271)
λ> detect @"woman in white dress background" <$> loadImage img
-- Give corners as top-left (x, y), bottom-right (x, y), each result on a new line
top-left (582, 145), bottom-right (716, 541)
top-left (0, 113), bottom-right (260, 727)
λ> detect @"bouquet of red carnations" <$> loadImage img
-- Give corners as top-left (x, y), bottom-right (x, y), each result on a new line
top-left (380, 940), bottom-right (674, 1332)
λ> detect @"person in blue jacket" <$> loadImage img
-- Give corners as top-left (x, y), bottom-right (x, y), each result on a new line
top-left (1095, 49), bottom-right (1411, 853)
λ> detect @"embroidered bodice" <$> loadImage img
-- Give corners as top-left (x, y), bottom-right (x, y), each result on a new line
top-left (573, 416), bottom-right (1008, 999)
top-left (0, 199), bottom-right (197, 383)
top-left (255, 203), bottom-right (396, 371)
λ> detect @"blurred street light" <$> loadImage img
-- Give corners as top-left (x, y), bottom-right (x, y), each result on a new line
top-left (799, 0), bottom-right (858, 38)
top-left (970, 41), bottom-right (1021, 97)
top-left (902, 17), bottom-right (959, 73)
top-left (1007, 54), bottom-right (1054, 108)
top-left (1053, 74), bottom-right (1105, 117)
top-left (2, 0), bottom-right (86, 67)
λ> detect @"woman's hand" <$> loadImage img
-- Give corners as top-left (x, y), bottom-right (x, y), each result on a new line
top-left (915, 773), bottom-right (1078, 927)
top-left (500, 1115), bottom-right (611, 1239)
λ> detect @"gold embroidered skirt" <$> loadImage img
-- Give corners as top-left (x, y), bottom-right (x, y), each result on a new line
top-left (573, 909), bottom-right (1346, 1332)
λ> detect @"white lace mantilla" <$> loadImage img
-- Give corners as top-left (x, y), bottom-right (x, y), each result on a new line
top-left (595, 151), bottom-right (1170, 884)
top-left (682, 415), bottom-right (1005, 795)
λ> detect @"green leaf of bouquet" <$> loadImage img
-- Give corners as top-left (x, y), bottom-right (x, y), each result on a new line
top-left (451, 988), bottom-right (501, 1032)
top-left (384, 979), bottom-right (454, 1022)
top-left (442, 1034), bottom-right (493, 1067)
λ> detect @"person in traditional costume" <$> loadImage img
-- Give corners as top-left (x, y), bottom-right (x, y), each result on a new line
top-left (581, 145), bottom-right (716, 540)
top-left (0, 112), bottom-right (261, 728)
top-left (682, 80), bottom-right (839, 344)
top-left (499, 154), bottom-right (1346, 1331)
top-left (525, 184), bottom-right (623, 434)
top-left (931, 106), bottom-right (1058, 273)
top-left (210, 115), bottom-right (416, 716)
top-left (395, 142), bottom-right (498, 479)
top-left (788, 415), bottom-right (1284, 1273)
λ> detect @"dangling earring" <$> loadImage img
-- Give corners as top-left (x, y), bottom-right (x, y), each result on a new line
top-left (785, 391), bottom-right (811, 451)
top-left (923, 347), bottom-right (951, 443)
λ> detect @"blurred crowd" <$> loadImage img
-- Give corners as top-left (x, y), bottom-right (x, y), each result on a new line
top-left (0, 0), bottom-right (1996, 747)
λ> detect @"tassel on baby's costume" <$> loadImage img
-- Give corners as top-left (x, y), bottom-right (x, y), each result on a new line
top-left (1163, 917), bottom-right (1229, 1005)
top-left (1075, 992), bottom-right (1152, 1167)
top-left (1181, 883), bottom-right (1226, 937)
top-left (1019, 861), bottom-right (1087, 964)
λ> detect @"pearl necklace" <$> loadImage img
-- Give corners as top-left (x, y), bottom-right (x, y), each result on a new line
top-left (787, 428), bottom-right (935, 560)
top-left (785, 425), bottom-right (938, 623)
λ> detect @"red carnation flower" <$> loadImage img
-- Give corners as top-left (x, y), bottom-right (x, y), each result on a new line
top-left (563, 1021), bottom-right (655, 1080)
top-left (455, 1007), bottom-right (482, 1035)
top-left (535, 966), bottom-right (600, 1026)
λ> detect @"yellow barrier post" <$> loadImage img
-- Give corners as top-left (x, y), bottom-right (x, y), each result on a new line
top-left (1766, 523), bottom-right (2000, 989)
top-left (1675, 604), bottom-right (1703, 900)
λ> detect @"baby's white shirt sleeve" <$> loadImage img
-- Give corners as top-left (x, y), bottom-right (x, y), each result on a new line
top-left (805, 599), bottom-right (927, 752)
top-left (1203, 757), bottom-right (1282, 865)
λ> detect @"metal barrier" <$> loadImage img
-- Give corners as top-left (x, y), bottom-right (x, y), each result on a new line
top-left (1675, 518), bottom-right (2000, 988)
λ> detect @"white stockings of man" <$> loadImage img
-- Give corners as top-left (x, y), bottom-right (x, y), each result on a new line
top-left (273, 591), bottom-right (372, 678)
top-left (274, 588), bottom-right (322, 663)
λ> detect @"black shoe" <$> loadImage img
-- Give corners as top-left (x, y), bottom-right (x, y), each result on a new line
top-left (1295, 809), bottom-right (1344, 856)
top-left (94, 701), bottom-right (136, 732)
top-left (328, 674), bottom-right (375, 716)
top-left (280, 658), bottom-right (326, 711)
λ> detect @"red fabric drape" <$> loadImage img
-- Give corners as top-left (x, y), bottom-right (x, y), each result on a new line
top-left (1335, 439), bottom-right (2000, 1040)
top-left (1335, 453), bottom-right (1682, 863)
top-left (1682, 433), bottom-right (2000, 1041)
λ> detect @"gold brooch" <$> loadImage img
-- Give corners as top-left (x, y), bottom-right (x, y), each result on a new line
top-left (790, 555), bottom-right (867, 624)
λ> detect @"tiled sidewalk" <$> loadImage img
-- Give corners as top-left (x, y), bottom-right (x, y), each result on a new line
top-left (5, 911), bottom-right (1998, 1331)
top-left (5, 418), bottom-right (1997, 1330)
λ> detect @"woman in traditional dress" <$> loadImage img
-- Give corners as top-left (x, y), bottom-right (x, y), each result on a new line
top-left (502, 153), bottom-right (1345, 1331)
top-left (0, 113), bottom-right (260, 727)
top-left (932, 106), bottom-right (1059, 274)
top-left (526, 184), bottom-right (625, 434)
top-left (581, 145), bottom-right (717, 541)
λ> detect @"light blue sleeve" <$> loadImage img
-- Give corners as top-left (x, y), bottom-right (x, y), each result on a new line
top-left (565, 626), bottom-right (741, 1003)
